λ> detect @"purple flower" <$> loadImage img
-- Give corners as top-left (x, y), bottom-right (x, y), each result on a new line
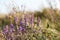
top-left (14, 17), bottom-right (18, 21)
top-left (19, 26), bottom-right (25, 32)
top-left (37, 16), bottom-right (40, 26)
top-left (10, 23), bottom-right (14, 28)
top-left (9, 23), bottom-right (14, 32)
top-left (20, 18), bottom-right (23, 26)
top-left (3, 28), bottom-right (7, 34)
top-left (30, 15), bottom-right (34, 26)
top-left (19, 16), bottom-right (25, 30)
top-left (19, 26), bottom-right (23, 31)
top-left (6, 35), bottom-right (11, 40)
top-left (19, 26), bottom-right (25, 34)
top-left (3, 25), bottom-right (9, 34)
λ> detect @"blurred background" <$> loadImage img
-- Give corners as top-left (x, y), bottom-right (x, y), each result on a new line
top-left (0, 0), bottom-right (60, 14)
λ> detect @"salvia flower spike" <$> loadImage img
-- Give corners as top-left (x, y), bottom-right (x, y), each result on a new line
top-left (37, 16), bottom-right (40, 26)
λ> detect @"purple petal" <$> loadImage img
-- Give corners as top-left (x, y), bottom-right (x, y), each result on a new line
top-left (14, 17), bottom-right (18, 22)
top-left (20, 18), bottom-right (23, 26)
top-left (19, 26), bottom-right (23, 31)
top-left (10, 23), bottom-right (14, 28)
top-left (3, 25), bottom-right (8, 34)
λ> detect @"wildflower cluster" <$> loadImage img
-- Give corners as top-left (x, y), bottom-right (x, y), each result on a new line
top-left (0, 12), bottom-right (59, 40)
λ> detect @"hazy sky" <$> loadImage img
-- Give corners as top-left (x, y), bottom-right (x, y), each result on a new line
top-left (0, 0), bottom-right (60, 14)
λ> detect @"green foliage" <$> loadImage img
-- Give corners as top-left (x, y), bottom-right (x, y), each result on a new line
top-left (0, 8), bottom-right (60, 40)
